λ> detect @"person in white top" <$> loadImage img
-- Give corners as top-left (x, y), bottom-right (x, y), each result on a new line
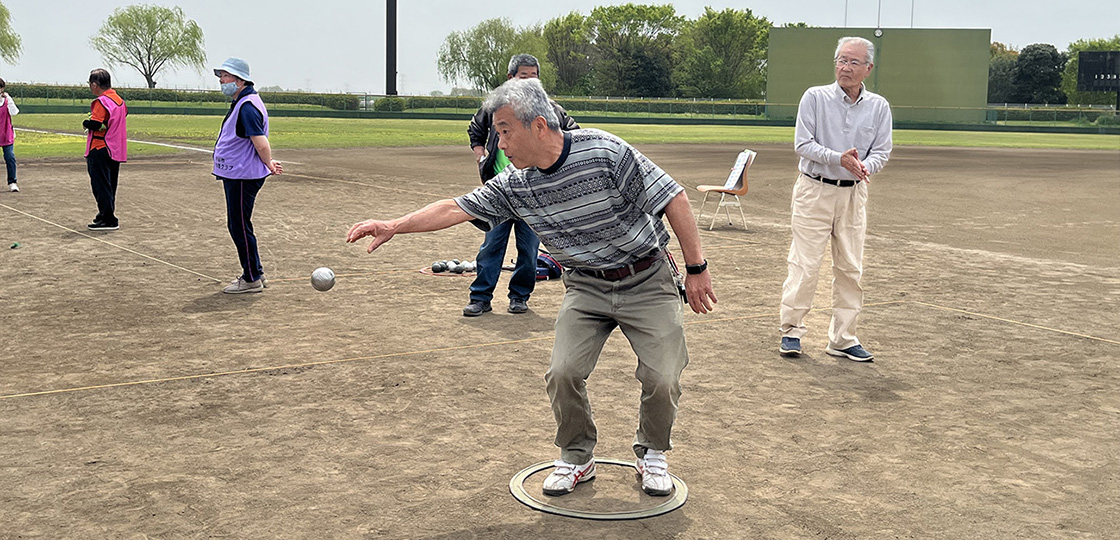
top-left (778, 36), bottom-right (893, 362)
top-left (0, 78), bottom-right (20, 192)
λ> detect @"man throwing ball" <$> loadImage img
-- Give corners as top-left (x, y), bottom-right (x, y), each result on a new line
top-left (348, 78), bottom-right (716, 497)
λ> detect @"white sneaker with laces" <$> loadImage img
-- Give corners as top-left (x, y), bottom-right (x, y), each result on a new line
top-left (542, 459), bottom-right (596, 496)
top-left (636, 450), bottom-right (672, 496)
top-left (8, 183), bottom-right (17, 192)
top-left (223, 277), bottom-right (264, 294)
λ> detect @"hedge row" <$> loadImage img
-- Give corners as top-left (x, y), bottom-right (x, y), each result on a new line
top-left (8, 83), bottom-right (361, 110)
top-left (371, 96), bottom-right (482, 111)
top-left (372, 95), bottom-right (766, 115)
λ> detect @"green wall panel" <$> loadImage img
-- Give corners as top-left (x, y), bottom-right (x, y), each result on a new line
top-left (767, 28), bottom-right (991, 123)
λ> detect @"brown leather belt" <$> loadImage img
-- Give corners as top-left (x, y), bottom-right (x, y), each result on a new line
top-left (803, 172), bottom-right (859, 187)
top-left (584, 252), bottom-right (662, 281)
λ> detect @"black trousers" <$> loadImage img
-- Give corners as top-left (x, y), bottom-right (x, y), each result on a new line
top-left (87, 148), bottom-right (121, 225)
top-left (222, 178), bottom-right (267, 282)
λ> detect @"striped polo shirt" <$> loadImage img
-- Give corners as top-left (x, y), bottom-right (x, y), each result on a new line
top-left (455, 129), bottom-right (683, 270)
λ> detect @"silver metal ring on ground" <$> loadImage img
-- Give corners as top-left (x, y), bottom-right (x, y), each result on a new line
top-left (509, 458), bottom-right (687, 520)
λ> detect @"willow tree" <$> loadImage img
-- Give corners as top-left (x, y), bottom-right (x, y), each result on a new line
top-left (90, 4), bottom-right (205, 88)
top-left (0, 1), bottom-right (22, 64)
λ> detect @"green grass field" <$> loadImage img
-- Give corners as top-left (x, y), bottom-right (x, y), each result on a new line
top-left (10, 114), bottom-right (1120, 159)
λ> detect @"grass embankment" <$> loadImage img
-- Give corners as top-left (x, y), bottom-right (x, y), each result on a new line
top-left (11, 114), bottom-right (1120, 159)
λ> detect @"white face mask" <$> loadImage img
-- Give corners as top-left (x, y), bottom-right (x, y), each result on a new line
top-left (221, 82), bottom-right (238, 97)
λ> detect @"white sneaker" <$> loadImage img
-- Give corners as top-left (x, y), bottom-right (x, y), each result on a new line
top-left (636, 450), bottom-right (672, 496)
top-left (222, 277), bottom-right (264, 294)
top-left (542, 459), bottom-right (596, 496)
top-left (8, 183), bottom-right (17, 192)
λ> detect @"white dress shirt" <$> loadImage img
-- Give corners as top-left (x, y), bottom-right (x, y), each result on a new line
top-left (794, 81), bottom-right (892, 181)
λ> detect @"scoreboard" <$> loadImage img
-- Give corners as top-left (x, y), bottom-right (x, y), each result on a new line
top-left (1077, 51), bottom-right (1120, 92)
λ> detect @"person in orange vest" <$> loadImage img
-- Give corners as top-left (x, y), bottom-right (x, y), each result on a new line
top-left (0, 78), bottom-right (19, 192)
top-left (82, 68), bottom-right (128, 231)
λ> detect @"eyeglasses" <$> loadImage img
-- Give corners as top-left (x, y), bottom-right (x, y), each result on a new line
top-left (835, 58), bottom-right (867, 68)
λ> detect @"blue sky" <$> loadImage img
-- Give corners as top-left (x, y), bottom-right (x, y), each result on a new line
top-left (4, 0), bottom-right (1117, 94)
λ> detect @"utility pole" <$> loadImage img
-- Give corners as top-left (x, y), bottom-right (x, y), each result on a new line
top-left (386, 0), bottom-right (398, 96)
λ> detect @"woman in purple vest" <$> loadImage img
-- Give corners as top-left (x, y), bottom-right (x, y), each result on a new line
top-left (0, 78), bottom-right (19, 192)
top-left (212, 57), bottom-right (283, 294)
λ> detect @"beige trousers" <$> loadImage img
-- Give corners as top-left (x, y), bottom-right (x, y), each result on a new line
top-left (545, 258), bottom-right (688, 465)
top-left (779, 174), bottom-right (868, 350)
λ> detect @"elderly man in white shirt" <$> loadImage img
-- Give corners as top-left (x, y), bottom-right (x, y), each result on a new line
top-left (779, 36), bottom-right (893, 362)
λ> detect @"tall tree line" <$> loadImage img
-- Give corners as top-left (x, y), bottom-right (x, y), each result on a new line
top-left (438, 5), bottom-right (771, 99)
top-left (988, 35), bottom-right (1120, 105)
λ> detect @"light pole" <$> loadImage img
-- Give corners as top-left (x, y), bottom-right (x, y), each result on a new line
top-left (386, 0), bottom-right (397, 96)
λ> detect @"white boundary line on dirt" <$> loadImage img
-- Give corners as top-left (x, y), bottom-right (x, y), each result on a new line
top-left (0, 202), bottom-right (223, 284)
top-left (915, 301), bottom-right (1120, 345)
top-left (14, 127), bottom-right (305, 164)
top-left (16, 127), bottom-right (212, 154)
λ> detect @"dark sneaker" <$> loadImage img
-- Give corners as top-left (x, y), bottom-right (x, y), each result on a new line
top-left (508, 298), bottom-right (529, 314)
top-left (462, 301), bottom-right (492, 317)
top-left (636, 450), bottom-right (672, 496)
top-left (825, 344), bottom-right (874, 362)
top-left (87, 221), bottom-right (119, 231)
top-left (542, 459), bottom-right (596, 496)
top-left (779, 337), bottom-right (802, 356)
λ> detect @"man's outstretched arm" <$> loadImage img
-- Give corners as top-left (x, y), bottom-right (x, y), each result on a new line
top-left (347, 199), bottom-right (474, 254)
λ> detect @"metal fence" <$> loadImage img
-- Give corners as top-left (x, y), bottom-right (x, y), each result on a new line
top-left (13, 84), bottom-right (1120, 132)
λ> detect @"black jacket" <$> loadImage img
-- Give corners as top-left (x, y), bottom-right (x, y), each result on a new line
top-left (468, 100), bottom-right (579, 182)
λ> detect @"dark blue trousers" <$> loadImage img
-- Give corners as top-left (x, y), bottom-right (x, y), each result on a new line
top-left (86, 148), bottom-right (120, 225)
top-left (3, 144), bottom-right (16, 184)
top-left (222, 178), bottom-right (266, 282)
top-left (469, 219), bottom-right (539, 304)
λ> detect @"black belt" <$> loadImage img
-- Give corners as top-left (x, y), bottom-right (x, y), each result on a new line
top-left (583, 252), bottom-right (662, 281)
top-left (803, 172), bottom-right (859, 187)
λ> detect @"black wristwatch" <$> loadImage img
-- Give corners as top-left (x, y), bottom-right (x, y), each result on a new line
top-left (685, 259), bottom-right (708, 275)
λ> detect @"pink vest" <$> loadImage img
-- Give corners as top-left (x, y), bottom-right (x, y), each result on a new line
top-left (0, 97), bottom-right (13, 147)
top-left (85, 94), bottom-right (128, 161)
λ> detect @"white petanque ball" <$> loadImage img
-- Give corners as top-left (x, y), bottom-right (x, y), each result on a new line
top-left (311, 267), bottom-right (336, 291)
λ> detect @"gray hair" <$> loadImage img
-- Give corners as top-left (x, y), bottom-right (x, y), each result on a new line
top-left (507, 54), bottom-right (540, 77)
top-left (835, 36), bottom-right (875, 64)
top-left (483, 78), bottom-right (560, 131)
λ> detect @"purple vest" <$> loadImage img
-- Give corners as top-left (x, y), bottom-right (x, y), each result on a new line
top-left (0, 97), bottom-right (13, 147)
top-left (213, 93), bottom-right (271, 179)
top-left (85, 93), bottom-right (128, 161)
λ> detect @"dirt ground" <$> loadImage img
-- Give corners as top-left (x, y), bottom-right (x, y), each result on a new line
top-left (0, 139), bottom-right (1117, 539)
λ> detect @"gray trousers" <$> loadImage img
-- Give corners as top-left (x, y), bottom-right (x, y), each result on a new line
top-left (545, 258), bottom-right (689, 465)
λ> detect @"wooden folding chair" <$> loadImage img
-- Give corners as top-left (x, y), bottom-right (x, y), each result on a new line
top-left (696, 149), bottom-right (755, 231)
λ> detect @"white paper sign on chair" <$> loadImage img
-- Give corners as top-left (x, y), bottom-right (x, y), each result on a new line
top-left (696, 149), bottom-right (755, 230)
